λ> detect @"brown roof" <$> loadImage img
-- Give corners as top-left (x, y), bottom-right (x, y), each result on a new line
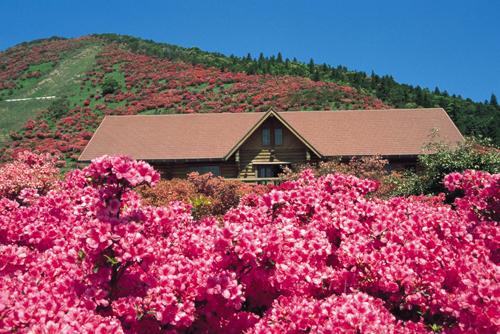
top-left (79, 112), bottom-right (265, 161)
top-left (79, 108), bottom-right (464, 161)
top-left (279, 108), bottom-right (464, 156)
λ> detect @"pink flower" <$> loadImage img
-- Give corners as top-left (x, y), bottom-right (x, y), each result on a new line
top-left (1, 153), bottom-right (498, 333)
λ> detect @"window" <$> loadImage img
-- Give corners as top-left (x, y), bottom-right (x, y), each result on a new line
top-left (262, 128), bottom-right (270, 146)
top-left (188, 165), bottom-right (221, 176)
top-left (274, 127), bottom-right (283, 145)
top-left (257, 166), bottom-right (273, 178)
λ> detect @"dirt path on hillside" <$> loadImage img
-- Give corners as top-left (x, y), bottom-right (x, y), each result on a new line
top-left (26, 45), bottom-right (100, 97)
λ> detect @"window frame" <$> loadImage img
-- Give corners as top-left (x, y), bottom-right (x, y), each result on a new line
top-left (274, 127), bottom-right (283, 146)
top-left (262, 127), bottom-right (271, 146)
top-left (257, 166), bottom-right (273, 178)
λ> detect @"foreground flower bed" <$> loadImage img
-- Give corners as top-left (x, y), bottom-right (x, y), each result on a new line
top-left (0, 155), bottom-right (498, 333)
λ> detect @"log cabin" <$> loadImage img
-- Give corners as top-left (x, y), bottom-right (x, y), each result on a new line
top-left (78, 108), bottom-right (464, 182)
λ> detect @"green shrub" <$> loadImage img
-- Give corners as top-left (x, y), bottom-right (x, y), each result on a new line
top-left (386, 171), bottom-right (424, 197)
top-left (102, 77), bottom-right (119, 95)
top-left (189, 195), bottom-right (212, 220)
top-left (46, 97), bottom-right (70, 120)
top-left (389, 137), bottom-right (499, 196)
top-left (416, 137), bottom-right (499, 194)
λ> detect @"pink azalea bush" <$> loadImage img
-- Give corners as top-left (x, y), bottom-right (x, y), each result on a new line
top-left (0, 155), bottom-right (498, 333)
top-left (0, 150), bottom-right (60, 200)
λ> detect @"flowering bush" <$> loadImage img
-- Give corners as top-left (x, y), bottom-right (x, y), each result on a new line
top-left (280, 156), bottom-right (389, 181)
top-left (139, 172), bottom-right (271, 218)
top-left (137, 178), bottom-right (197, 206)
top-left (0, 150), bottom-right (60, 200)
top-left (0, 155), bottom-right (498, 333)
top-left (280, 156), bottom-right (396, 197)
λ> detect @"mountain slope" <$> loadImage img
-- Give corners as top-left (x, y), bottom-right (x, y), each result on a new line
top-left (0, 43), bottom-right (100, 135)
top-left (0, 35), bottom-right (497, 164)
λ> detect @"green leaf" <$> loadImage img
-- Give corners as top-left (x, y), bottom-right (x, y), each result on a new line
top-left (429, 323), bottom-right (443, 332)
top-left (104, 254), bottom-right (119, 266)
top-left (78, 249), bottom-right (86, 261)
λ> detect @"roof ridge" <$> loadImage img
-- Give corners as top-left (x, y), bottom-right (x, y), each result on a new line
top-left (103, 108), bottom-right (445, 119)
top-left (278, 108), bottom-right (444, 114)
top-left (104, 112), bottom-right (264, 118)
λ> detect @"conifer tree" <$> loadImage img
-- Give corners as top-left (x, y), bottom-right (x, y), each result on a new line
top-left (490, 93), bottom-right (498, 106)
top-left (277, 52), bottom-right (283, 63)
top-left (308, 58), bottom-right (315, 74)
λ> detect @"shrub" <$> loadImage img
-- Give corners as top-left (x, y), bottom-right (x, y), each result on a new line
top-left (46, 97), bottom-right (70, 120)
top-left (0, 155), bottom-right (498, 333)
top-left (416, 137), bottom-right (499, 194)
top-left (187, 172), bottom-right (252, 216)
top-left (280, 156), bottom-right (389, 180)
top-left (387, 138), bottom-right (499, 196)
top-left (0, 150), bottom-right (60, 200)
top-left (283, 139), bottom-right (499, 198)
top-left (138, 178), bottom-right (196, 206)
top-left (102, 76), bottom-right (120, 95)
top-left (138, 172), bottom-right (271, 218)
top-left (281, 156), bottom-right (394, 197)
top-left (385, 170), bottom-right (424, 197)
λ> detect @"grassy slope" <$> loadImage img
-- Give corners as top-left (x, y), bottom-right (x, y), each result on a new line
top-left (0, 44), bottom-right (101, 144)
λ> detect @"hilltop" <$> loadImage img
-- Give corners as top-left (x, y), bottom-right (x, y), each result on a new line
top-left (0, 34), bottom-right (498, 163)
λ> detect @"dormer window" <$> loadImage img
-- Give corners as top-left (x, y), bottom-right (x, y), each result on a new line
top-left (274, 127), bottom-right (283, 145)
top-left (262, 128), bottom-right (270, 146)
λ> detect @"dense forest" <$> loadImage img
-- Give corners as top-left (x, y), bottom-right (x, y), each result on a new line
top-left (97, 34), bottom-right (500, 145)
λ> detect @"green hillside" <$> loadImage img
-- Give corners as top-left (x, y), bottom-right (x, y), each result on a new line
top-left (0, 45), bottom-right (100, 139)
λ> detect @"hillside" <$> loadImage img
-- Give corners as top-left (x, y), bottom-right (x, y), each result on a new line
top-left (0, 34), bottom-right (498, 164)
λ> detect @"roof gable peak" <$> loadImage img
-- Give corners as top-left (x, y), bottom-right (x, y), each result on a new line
top-left (223, 108), bottom-right (322, 160)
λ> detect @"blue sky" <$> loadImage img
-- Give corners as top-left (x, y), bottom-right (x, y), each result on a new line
top-left (1, 0), bottom-right (499, 102)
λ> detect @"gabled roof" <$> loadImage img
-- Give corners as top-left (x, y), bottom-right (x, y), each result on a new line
top-left (279, 108), bottom-right (464, 156)
top-left (78, 108), bottom-right (464, 162)
top-left (223, 108), bottom-right (322, 159)
top-left (79, 112), bottom-right (265, 161)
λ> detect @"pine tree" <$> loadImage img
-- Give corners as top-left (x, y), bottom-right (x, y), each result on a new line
top-left (308, 58), bottom-right (315, 74)
top-left (277, 52), bottom-right (283, 63)
top-left (490, 93), bottom-right (498, 106)
top-left (257, 53), bottom-right (265, 74)
top-left (258, 52), bottom-right (265, 63)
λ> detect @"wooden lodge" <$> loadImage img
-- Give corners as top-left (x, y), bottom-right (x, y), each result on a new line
top-left (78, 108), bottom-right (464, 182)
